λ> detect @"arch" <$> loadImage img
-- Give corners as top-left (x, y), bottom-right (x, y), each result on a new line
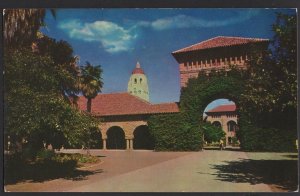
top-left (106, 126), bottom-right (126, 149)
top-left (227, 120), bottom-right (238, 132)
top-left (212, 121), bottom-right (222, 128)
top-left (133, 125), bottom-right (154, 150)
top-left (180, 69), bottom-right (243, 123)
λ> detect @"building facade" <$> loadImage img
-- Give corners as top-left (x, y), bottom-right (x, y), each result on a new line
top-left (205, 104), bottom-right (238, 144)
top-left (78, 62), bottom-right (179, 150)
top-left (172, 36), bottom-right (269, 87)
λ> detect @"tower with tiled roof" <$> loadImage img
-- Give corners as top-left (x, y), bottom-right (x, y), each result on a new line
top-left (172, 36), bottom-right (269, 87)
top-left (127, 62), bottom-right (149, 101)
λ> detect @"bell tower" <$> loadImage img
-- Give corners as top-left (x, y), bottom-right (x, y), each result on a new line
top-left (127, 62), bottom-right (149, 102)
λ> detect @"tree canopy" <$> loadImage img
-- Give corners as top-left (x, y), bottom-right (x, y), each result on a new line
top-left (80, 62), bottom-right (104, 112)
top-left (4, 9), bottom-right (101, 153)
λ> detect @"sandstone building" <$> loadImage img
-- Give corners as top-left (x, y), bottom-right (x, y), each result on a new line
top-left (205, 104), bottom-right (238, 144)
top-left (78, 62), bottom-right (179, 150)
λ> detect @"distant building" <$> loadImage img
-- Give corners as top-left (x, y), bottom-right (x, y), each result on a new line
top-left (172, 36), bottom-right (269, 87)
top-left (205, 104), bottom-right (238, 144)
top-left (128, 62), bottom-right (149, 101)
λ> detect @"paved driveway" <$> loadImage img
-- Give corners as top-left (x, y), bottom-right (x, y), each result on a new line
top-left (5, 149), bottom-right (298, 192)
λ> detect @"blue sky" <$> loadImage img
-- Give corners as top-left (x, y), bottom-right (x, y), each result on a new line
top-left (41, 8), bottom-right (296, 110)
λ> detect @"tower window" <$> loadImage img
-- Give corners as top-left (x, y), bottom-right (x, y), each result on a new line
top-left (140, 78), bottom-right (142, 83)
top-left (134, 78), bottom-right (137, 84)
top-left (138, 90), bottom-right (141, 94)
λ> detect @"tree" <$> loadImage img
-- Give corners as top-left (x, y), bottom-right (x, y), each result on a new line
top-left (238, 13), bottom-right (297, 151)
top-left (36, 35), bottom-right (81, 102)
top-left (4, 49), bottom-right (99, 154)
top-left (80, 62), bottom-right (103, 112)
top-left (4, 9), bottom-right (55, 48)
top-left (203, 122), bottom-right (226, 143)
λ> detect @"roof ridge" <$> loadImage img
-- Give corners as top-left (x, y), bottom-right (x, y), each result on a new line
top-left (172, 36), bottom-right (219, 54)
top-left (127, 93), bottom-right (152, 104)
top-left (172, 36), bottom-right (269, 54)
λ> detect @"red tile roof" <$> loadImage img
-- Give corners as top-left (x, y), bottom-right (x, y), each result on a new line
top-left (172, 36), bottom-right (269, 54)
top-left (132, 68), bottom-right (145, 74)
top-left (206, 104), bottom-right (236, 113)
top-left (77, 92), bottom-right (179, 116)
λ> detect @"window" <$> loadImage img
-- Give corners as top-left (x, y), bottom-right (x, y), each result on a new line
top-left (140, 78), bottom-right (142, 83)
top-left (134, 78), bottom-right (137, 84)
top-left (138, 90), bottom-right (141, 94)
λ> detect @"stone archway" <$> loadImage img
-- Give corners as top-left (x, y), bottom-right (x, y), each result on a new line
top-left (106, 126), bottom-right (126, 149)
top-left (180, 70), bottom-right (243, 148)
top-left (133, 125), bottom-right (154, 150)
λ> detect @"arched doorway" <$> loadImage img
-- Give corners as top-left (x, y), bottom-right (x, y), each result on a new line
top-left (212, 121), bottom-right (222, 128)
top-left (227, 120), bottom-right (238, 144)
top-left (133, 125), bottom-right (154, 150)
top-left (106, 126), bottom-right (126, 149)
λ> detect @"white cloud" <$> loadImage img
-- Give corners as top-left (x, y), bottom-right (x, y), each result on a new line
top-left (137, 10), bottom-right (260, 30)
top-left (58, 10), bottom-right (260, 53)
top-left (58, 20), bottom-right (136, 53)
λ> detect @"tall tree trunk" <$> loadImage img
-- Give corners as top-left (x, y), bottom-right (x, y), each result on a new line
top-left (87, 98), bottom-right (92, 113)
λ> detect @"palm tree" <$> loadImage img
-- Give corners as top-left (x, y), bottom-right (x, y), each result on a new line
top-left (4, 9), bottom-right (56, 48)
top-left (80, 62), bottom-right (103, 112)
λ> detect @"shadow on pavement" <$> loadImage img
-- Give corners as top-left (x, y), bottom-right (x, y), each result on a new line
top-left (4, 155), bottom-right (103, 185)
top-left (209, 159), bottom-right (298, 191)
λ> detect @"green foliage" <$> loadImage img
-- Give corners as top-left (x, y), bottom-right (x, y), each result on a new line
top-left (238, 13), bottom-right (297, 152)
top-left (148, 113), bottom-right (202, 151)
top-left (80, 61), bottom-right (104, 112)
top-left (238, 123), bottom-right (296, 152)
top-left (36, 149), bottom-right (55, 160)
top-left (53, 153), bottom-right (100, 164)
top-left (180, 69), bottom-right (244, 124)
top-left (231, 136), bottom-right (239, 145)
top-left (4, 48), bottom-right (99, 153)
top-left (203, 122), bottom-right (226, 143)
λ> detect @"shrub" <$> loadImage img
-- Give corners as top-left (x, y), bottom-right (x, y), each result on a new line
top-left (203, 122), bottom-right (226, 143)
top-left (148, 113), bottom-right (202, 151)
top-left (238, 124), bottom-right (297, 152)
top-left (36, 149), bottom-right (55, 160)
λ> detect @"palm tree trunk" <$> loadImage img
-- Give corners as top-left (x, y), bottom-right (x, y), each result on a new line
top-left (87, 98), bottom-right (92, 112)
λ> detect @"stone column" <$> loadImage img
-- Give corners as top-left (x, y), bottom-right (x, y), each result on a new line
top-left (130, 139), bottom-right (133, 150)
top-left (126, 139), bottom-right (130, 150)
top-left (103, 139), bottom-right (107, 150)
